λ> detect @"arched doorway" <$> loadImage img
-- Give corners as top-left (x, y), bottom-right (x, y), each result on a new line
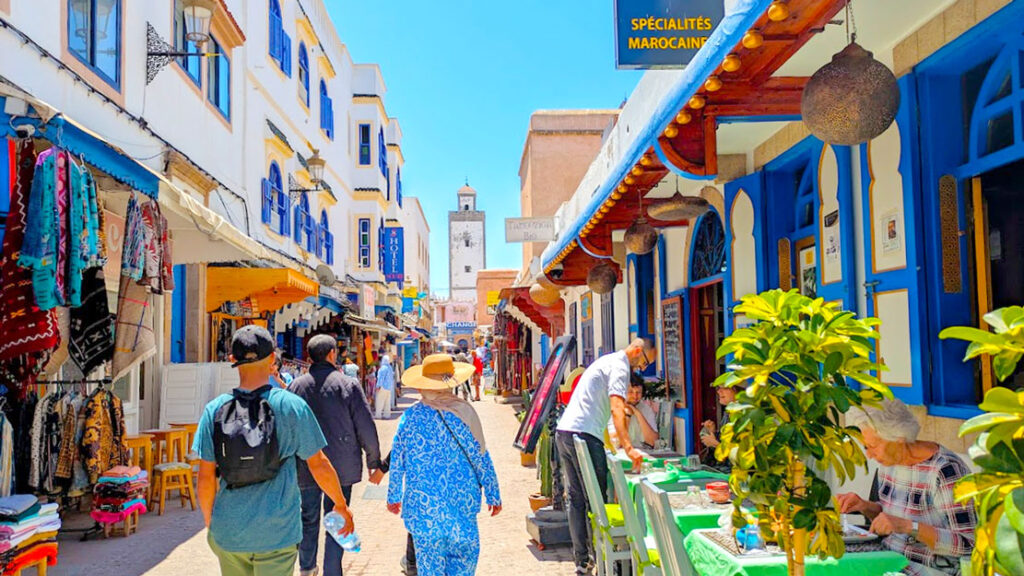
top-left (688, 211), bottom-right (727, 457)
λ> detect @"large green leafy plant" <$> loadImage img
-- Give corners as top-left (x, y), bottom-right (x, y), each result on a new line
top-left (714, 290), bottom-right (892, 576)
top-left (939, 306), bottom-right (1024, 576)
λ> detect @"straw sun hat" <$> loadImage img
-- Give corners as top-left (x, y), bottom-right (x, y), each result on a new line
top-left (401, 353), bottom-right (475, 390)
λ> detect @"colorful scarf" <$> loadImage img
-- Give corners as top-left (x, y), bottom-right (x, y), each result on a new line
top-left (69, 267), bottom-right (114, 376)
top-left (0, 141), bottom-right (59, 387)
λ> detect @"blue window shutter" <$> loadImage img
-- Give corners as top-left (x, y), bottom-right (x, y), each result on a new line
top-left (325, 232), bottom-right (334, 265)
top-left (293, 208), bottom-right (302, 243)
top-left (261, 178), bottom-right (273, 224)
top-left (282, 34), bottom-right (292, 77)
top-left (269, 12), bottom-right (281, 60)
top-left (306, 214), bottom-right (315, 252)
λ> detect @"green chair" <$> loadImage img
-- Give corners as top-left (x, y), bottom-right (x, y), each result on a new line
top-left (607, 452), bottom-right (662, 576)
top-left (574, 436), bottom-right (631, 576)
top-left (640, 479), bottom-right (697, 576)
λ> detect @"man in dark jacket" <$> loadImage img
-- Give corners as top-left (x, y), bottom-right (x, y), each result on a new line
top-left (289, 334), bottom-right (382, 576)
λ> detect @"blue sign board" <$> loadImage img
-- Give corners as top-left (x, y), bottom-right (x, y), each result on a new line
top-left (614, 0), bottom-right (725, 69)
top-left (402, 297), bottom-right (415, 314)
top-left (384, 227), bottom-right (405, 286)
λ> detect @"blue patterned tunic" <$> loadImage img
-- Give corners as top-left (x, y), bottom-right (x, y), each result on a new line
top-left (387, 402), bottom-right (501, 575)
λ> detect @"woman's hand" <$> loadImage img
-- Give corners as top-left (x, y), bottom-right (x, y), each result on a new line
top-left (369, 469), bottom-right (385, 485)
top-left (869, 512), bottom-right (912, 536)
top-left (489, 505), bottom-right (502, 517)
top-left (387, 502), bottom-right (401, 515)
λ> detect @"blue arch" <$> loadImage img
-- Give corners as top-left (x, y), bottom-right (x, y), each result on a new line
top-left (688, 208), bottom-right (726, 287)
top-left (298, 43), bottom-right (309, 106)
top-left (966, 24), bottom-right (1024, 175)
top-left (268, 161), bottom-right (281, 189)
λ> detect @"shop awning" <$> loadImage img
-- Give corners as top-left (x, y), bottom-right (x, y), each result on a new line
top-left (0, 92), bottom-right (159, 197)
top-left (499, 287), bottom-right (564, 336)
top-left (541, 0), bottom-right (842, 281)
top-left (206, 268), bottom-right (319, 314)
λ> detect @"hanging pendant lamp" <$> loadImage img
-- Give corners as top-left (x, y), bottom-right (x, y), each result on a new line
top-left (529, 283), bottom-right (561, 307)
top-left (587, 262), bottom-right (618, 295)
top-left (801, 1), bottom-right (899, 145)
top-left (646, 177), bottom-right (709, 222)
top-left (624, 216), bottom-right (658, 255)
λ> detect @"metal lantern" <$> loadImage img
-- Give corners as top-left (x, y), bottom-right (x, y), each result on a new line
top-left (529, 283), bottom-right (561, 307)
top-left (587, 263), bottom-right (618, 295)
top-left (623, 217), bottom-right (658, 255)
top-left (801, 42), bottom-right (900, 146)
top-left (182, 0), bottom-right (218, 46)
top-left (647, 193), bottom-right (710, 222)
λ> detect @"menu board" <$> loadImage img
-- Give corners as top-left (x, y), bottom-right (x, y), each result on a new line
top-left (513, 335), bottom-right (577, 453)
top-left (661, 296), bottom-right (685, 405)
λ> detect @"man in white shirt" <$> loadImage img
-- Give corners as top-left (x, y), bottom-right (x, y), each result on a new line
top-left (607, 372), bottom-right (659, 451)
top-left (555, 338), bottom-right (657, 575)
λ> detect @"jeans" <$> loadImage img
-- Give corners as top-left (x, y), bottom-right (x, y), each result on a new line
top-left (299, 484), bottom-right (354, 576)
top-left (555, 431), bottom-right (609, 570)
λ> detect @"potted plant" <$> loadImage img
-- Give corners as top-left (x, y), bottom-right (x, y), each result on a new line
top-left (939, 306), bottom-right (1024, 576)
top-left (714, 290), bottom-right (893, 576)
top-left (529, 426), bottom-right (553, 512)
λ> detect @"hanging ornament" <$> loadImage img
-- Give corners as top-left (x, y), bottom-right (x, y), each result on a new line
top-left (646, 177), bottom-right (710, 222)
top-left (587, 263), bottom-right (618, 295)
top-left (624, 217), bottom-right (659, 255)
top-left (801, 1), bottom-right (899, 145)
top-left (529, 283), bottom-right (561, 307)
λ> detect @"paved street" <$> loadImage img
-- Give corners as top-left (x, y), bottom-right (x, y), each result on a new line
top-left (50, 391), bottom-right (575, 576)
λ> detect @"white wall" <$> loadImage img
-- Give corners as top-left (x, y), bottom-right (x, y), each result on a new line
top-left (450, 218), bottom-right (485, 301)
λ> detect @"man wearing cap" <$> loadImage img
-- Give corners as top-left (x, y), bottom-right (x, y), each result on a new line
top-left (194, 326), bottom-right (355, 576)
top-left (555, 337), bottom-right (657, 576)
top-left (289, 334), bottom-right (381, 576)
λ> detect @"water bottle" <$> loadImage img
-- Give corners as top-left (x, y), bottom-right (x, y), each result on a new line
top-left (324, 511), bottom-right (361, 552)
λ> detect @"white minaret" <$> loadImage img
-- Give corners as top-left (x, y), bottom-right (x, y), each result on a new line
top-left (448, 182), bottom-right (486, 302)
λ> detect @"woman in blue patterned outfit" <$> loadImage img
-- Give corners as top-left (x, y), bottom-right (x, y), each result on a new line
top-left (387, 354), bottom-right (502, 576)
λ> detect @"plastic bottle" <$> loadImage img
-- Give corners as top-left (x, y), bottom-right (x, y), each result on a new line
top-left (324, 511), bottom-right (361, 552)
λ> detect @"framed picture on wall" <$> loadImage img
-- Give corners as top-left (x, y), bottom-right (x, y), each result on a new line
top-left (795, 237), bottom-right (817, 298)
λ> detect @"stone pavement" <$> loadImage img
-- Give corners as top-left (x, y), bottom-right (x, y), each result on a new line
top-left (48, 390), bottom-right (577, 575)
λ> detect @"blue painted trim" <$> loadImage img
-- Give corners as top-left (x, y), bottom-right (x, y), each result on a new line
top-left (541, 0), bottom-right (774, 270)
top-left (689, 274), bottom-right (724, 289)
top-left (67, 0), bottom-right (122, 91)
top-left (0, 98), bottom-right (160, 197)
top-left (654, 143), bottom-right (717, 181)
top-left (680, 287), bottom-right (694, 455)
top-left (657, 235), bottom-right (668, 297)
top-left (171, 265), bottom-right (187, 363)
top-left (723, 170), bottom-right (766, 334)
top-left (664, 289), bottom-right (687, 299)
top-left (927, 404), bottom-right (984, 421)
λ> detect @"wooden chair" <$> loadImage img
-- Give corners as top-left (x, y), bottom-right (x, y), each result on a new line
top-left (639, 479), bottom-right (698, 576)
top-left (607, 453), bottom-right (662, 576)
top-left (150, 429), bottom-right (196, 515)
top-left (574, 436), bottom-right (631, 576)
top-left (9, 557), bottom-right (48, 575)
top-left (102, 508), bottom-right (139, 538)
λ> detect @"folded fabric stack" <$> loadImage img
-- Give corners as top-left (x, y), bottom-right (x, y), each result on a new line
top-left (90, 466), bottom-right (148, 524)
top-left (0, 496), bottom-right (60, 573)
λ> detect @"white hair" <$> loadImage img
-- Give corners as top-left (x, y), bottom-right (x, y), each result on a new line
top-left (846, 398), bottom-right (920, 443)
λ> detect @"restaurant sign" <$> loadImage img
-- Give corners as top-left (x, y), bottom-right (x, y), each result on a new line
top-left (614, 0), bottom-right (725, 69)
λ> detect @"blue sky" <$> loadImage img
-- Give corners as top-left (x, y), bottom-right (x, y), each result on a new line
top-left (326, 1), bottom-right (642, 297)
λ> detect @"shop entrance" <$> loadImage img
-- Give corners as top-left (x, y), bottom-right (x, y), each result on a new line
top-left (968, 158), bottom-right (1024, 390)
top-left (690, 281), bottom-right (725, 451)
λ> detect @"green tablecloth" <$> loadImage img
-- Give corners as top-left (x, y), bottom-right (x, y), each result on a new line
top-left (683, 530), bottom-right (909, 576)
top-left (673, 506), bottom-right (728, 536)
top-left (624, 469), bottom-right (730, 498)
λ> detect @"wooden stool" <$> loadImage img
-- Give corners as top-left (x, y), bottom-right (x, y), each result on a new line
top-left (168, 423), bottom-right (201, 481)
top-left (150, 462), bottom-right (196, 515)
top-left (124, 434), bottom-right (155, 498)
top-left (101, 509), bottom-right (139, 538)
top-left (143, 428), bottom-right (187, 464)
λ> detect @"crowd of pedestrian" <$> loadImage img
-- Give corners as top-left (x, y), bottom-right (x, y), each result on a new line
top-left (192, 326), bottom-right (502, 576)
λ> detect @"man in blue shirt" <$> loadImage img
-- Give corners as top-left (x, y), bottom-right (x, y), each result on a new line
top-left (194, 325), bottom-right (355, 576)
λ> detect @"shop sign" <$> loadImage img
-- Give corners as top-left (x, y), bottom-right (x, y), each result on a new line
top-left (402, 286), bottom-right (418, 299)
top-left (402, 297), bottom-right (415, 314)
top-left (505, 217), bottom-right (555, 243)
top-left (614, 0), bottom-right (725, 69)
top-left (486, 290), bottom-right (501, 316)
top-left (384, 227), bottom-right (405, 285)
top-left (580, 292), bottom-right (593, 322)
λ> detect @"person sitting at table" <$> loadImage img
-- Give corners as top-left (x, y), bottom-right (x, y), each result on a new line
top-left (607, 371), bottom-right (658, 451)
top-left (698, 385), bottom-right (740, 471)
top-left (837, 398), bottom-right (976, 576)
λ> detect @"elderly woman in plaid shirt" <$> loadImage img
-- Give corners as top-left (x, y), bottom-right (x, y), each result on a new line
top-left (837, 399), bottom-right (976, 575)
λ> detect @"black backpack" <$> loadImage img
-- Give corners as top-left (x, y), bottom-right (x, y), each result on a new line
top-left (212, 385), bottom-right (283, 489)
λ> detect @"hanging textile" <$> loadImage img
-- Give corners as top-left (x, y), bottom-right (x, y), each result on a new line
top-left (120, 193), bottom-right (172, 294)
top-left (27, 392), bottom-right (63, 494)
top-left (111, 275), bottom-right (155, 382)
top-left (54, 391), bottom-right (88, 495)
top-left (0, 141), bottom-right (59, 388)
top-left (9, 393), bottom-right (36, 494)
top-left (40, 309), bottom-right (70, 379)
top-left (81, 388), bottom-right (126, 484)
top-left (69, 267), bottom-right (114, 376)
top-left (0, 413), bottom-right (13, 498)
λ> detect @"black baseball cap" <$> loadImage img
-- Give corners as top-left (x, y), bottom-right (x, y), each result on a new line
top-left (230, 325), bottom-right (275, 368)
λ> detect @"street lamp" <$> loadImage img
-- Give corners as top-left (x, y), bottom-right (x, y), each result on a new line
top-left (145, 0), bottom-right (219, 85)
top-left (290, 149), bottom-right (327, 200)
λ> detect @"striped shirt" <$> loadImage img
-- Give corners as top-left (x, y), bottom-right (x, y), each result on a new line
top-left (874, 446), bottom-right (975, 575)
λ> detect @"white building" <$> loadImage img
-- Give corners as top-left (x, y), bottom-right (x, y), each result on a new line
top-left (0, 0), bottom-right (410, 430)
top-left (448, 183), bottom-right (485, 302)
top-left (401, 196), bottom-right (431, 296)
